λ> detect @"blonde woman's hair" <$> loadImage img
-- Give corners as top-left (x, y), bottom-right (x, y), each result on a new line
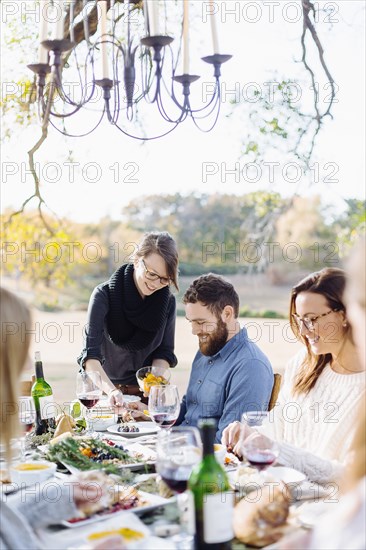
top-left (0, 287), bottom-right (31, 464)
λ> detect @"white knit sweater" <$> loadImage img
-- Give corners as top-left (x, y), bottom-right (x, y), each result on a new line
top-left (260, 350), bottom-right (366, 484)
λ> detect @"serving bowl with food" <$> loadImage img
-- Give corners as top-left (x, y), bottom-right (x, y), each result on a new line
top-left (136, 366), bottom-right (171, 395)
top-left (10, 460), bottom-right (56, 485)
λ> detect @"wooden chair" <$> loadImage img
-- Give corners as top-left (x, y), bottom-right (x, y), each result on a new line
top-left (268, 373), bottom-right (282, 411)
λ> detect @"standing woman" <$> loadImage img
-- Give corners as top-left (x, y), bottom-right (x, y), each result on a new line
top-left (78, 231), bottom-right (179, 406)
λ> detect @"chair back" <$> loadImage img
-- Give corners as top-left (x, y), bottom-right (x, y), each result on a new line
top-left (268, 373), bottom-right (282, 411)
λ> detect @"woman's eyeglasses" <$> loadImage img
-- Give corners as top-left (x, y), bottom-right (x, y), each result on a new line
top-left (141, 259), bottom-right (171, 286)
top-left (292, 308), bottom-right (340, 331)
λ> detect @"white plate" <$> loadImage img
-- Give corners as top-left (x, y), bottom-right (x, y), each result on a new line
top-left (59, 441), bottom-right (156, 475)
top-left (228, 465), bottom-right (306, 489)
top-left (107, 422), bottom-right (158, 438)
top-left (266, 466), bottom-right (306, 484)
top-left (61, 491), bottom-right (171, 528)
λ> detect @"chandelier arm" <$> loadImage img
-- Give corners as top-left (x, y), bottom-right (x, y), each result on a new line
top-left (190, 96), bottom-right (222, 133)
top-left (48, 108), bottom-right (106, 138)
top-left (114, 119), bottom-right (181, 141)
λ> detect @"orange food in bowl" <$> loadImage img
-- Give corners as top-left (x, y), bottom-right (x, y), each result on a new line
top-left (14, 463), bottom-right (51, 471)
top-left (142, 373), bottom-right (169, 394)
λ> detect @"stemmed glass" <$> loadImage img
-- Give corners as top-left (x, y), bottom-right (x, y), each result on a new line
top-left (76, 371), bottom-right (102, 435)
top-left (156, 427), bottom-right (202, 545)
top-left (148, 384), bottom-right (180, 431)
top-left (18, 396), bottom-right (36, 461)
top-left (241, 431), bottom-right (279, 482)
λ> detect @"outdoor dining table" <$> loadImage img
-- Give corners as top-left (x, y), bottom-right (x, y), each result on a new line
top-left (7, 428), bottom-right (334, 550)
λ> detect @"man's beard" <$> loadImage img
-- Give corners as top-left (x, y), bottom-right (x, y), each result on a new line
top-left (198, 318), bottom-right (229, 356)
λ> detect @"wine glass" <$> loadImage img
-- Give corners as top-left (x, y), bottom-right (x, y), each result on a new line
top-left (148, 384), bottom-right (180, 431)
top-left (241, 431), bottom-right (279, 482)
top-left (18, 396), bottom-right (36, 461)
top-left (242, 410), bottom-right (269, 428)
top-left (156, 427), bottom-right (202, 544)
top-left (76, 371), bottom-right (102, 435)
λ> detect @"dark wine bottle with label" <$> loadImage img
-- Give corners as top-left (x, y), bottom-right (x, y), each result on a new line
top-left (31, 352), bottom-right (56, 435)
top-left (188, 418), bottom-right (234, 550)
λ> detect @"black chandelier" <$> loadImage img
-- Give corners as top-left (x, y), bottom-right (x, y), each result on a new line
top-left (28, 0), bottom-right (232, 140)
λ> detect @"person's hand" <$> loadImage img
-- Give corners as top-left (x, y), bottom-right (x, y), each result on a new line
top-left (107, 389), bottom-right (124, 411)
top-left (221, 421), bottom-right (253, 457)
top-left (126, 401), bottom-right (150, 421)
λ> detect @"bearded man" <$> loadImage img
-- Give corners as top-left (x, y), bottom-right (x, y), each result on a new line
top-left (176, 274), bottom-right (274, 441)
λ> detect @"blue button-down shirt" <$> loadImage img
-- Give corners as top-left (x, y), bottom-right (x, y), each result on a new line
top-left (176, 327), bottom-right (274, 442)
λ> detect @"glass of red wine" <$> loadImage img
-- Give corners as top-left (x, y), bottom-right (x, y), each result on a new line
top-left (148, 384), bottom-right (180, 431)
top-left (76, 371), bottom-right (102, 435)
top-left (18, 396), bottom-right (36, 461)
top-left (156, 427), bottom-right (202, 545)
top-left (241, 431), bottom-right (279, 481)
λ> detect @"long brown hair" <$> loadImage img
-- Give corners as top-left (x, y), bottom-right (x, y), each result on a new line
top-left (135, 231), bottom-right (179, 291)
top-left (289, 268), bottom-right (349, 395)
top-left (0, 288), bottom-right (32, 464)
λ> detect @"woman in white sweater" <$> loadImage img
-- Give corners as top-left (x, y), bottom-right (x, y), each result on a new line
top-left (222, 267), bottom-right (365, 484)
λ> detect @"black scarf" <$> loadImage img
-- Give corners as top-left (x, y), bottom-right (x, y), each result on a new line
top-left (106, 263), bottom-right (170, 351)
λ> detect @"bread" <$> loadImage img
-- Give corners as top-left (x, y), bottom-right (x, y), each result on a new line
top-left (53, 413), bottom-right (76, 439)
top-left (233, 484), bottom-right (290, 547)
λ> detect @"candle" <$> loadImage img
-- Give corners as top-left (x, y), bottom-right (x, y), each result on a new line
top-left (100, 1), bottom-right (109, 79)
top-left (69, 0), bottom-right (75, 43)
top-left (183, 0), bottom-right (189, 74)
top-left (53, 0), bottom-right (65, 40)
top-left (146, 0), bottom-right (159, 36)
top-left (38, 0), bottom-right (48, 63)
top-left (209, 0), bottom-right (219, 54)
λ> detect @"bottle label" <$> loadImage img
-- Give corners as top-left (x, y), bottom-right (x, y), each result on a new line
top-left (185, 490), bottom-right (196, 536)
top-left (39, 395), bottom-right (56, 420)
top-left (203, 492), bottom-right (234, 543)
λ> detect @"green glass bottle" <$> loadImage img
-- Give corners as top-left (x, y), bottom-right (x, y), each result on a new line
top-left (31, 352), bottom-right (56, 435)
top-left (188, 418), bottom-right (234, 550)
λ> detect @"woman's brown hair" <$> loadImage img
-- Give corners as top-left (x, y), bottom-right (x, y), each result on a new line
top-left (135, 231), bottom-right (179, 291)
top-left (289, 267), bottom-right (350, 395)
top-left (0, 288), bottom-right (32, 464)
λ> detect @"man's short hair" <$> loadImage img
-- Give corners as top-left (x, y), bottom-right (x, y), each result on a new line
top-left (183, 273), bottom-right (239, 318)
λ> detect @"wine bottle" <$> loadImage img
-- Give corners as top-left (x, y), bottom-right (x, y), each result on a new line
top-left (188, 418), bottom-right (234, 550)
top-left (31, 351), bottom-right (56, 435)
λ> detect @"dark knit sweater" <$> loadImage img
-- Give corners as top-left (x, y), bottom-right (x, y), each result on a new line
top-left (78, 264), bottom-right (177, 385)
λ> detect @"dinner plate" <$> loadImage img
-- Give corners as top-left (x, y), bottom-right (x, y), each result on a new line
top-left (266, 466), bottom-right (306, 484)
top-left (58, 441), bottom-right (156, 475)
top-left (61, 490), bottom-right (171, 528)
top-left (107, 422), bottom-right (158, 438)
top-left (228, 465), bottom-right (306, 489)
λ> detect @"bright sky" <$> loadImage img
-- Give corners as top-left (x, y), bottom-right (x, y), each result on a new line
top-left (1, 0), bottom-right (365, 222)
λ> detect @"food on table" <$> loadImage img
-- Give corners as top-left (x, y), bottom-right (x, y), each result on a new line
top-left (45, 436), bottom-right (141, 474)
top-left (118, 424), bottom-right (140, 433)
top-left (50, 431), bottom-right (74, 446)
top-left (88, 527), bottom-right (144, 542)
top-left (53, 413), bottom-right (76, 439)
top-left (66, 470), bottom-right (147, 523)
top-left (0, 470), bottom-right (11, 484)
top-left (233, 484), bottom-right (290, 547)
top-left (13, 463), bottom-right (51, 471)
top-left (133, 474), bottom-right (174, 499)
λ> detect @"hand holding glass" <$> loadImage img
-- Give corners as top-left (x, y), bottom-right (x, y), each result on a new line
top-left (241, 431), bottom-right (279, 480)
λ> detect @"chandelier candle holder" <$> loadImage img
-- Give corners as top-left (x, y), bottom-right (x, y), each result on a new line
top-left (28, 0), bottom-right (232, 140)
